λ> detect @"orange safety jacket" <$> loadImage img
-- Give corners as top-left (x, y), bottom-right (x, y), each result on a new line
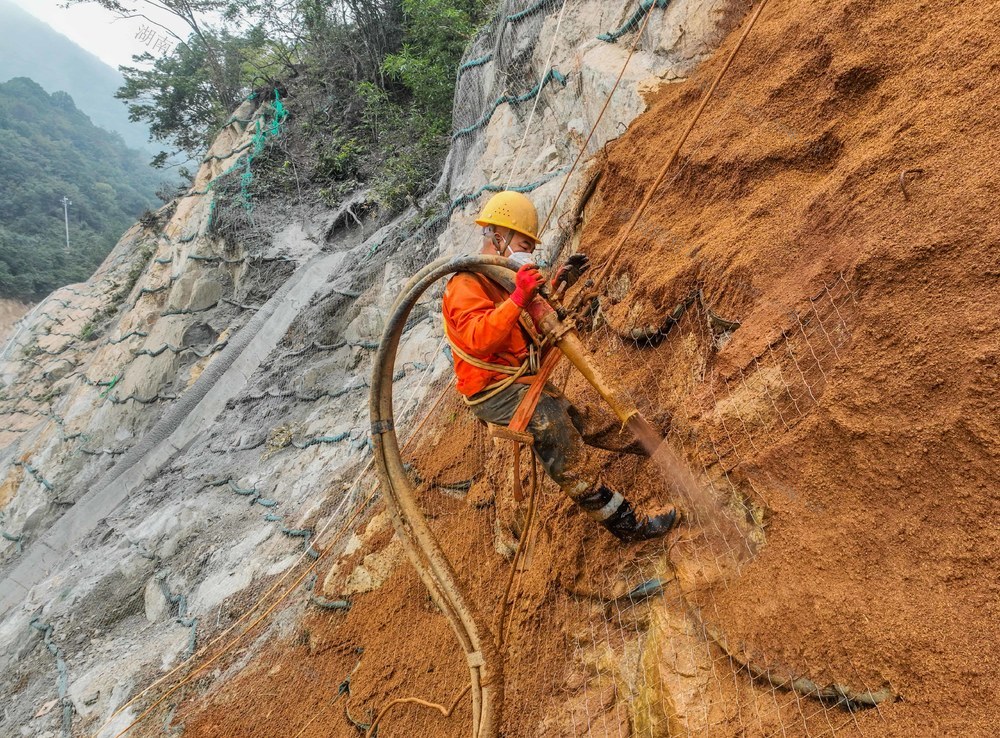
top-left (442, 272), bottom-right (541, 397)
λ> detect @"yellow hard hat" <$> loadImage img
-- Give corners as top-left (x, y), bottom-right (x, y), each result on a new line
top-left (475, 190), bottom-right (540, 243)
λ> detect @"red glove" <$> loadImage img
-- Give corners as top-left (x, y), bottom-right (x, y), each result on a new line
top-left (510, 264), bottom-right (545, 308)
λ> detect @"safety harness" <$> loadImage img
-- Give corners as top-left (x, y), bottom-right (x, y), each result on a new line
top-left (444, 273), bottom-right (550, 406)
top-left (445, 273), bottom-right (563, 504)
top-left (443, 332), bottom-right (539, 406)
top-left (446, 272), bottom-right (565, 645)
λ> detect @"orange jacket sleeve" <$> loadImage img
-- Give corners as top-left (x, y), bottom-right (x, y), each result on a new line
top-left (443, 273), bottom-right (522, 355)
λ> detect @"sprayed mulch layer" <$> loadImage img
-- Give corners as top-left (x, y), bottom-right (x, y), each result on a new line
top-left (171, 0), bottom-right (998, 736)
top-left (578, 0), bottom-right (1000, 734)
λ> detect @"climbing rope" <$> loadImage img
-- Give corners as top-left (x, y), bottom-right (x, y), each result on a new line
top-left (443, 324), bottom-right (536, 406)
top-left (364, 683), bottom-right (472, 738)
top-left (504, 0), bottom-right (571, 188)
top-left (97, 357), bottom-right (452, 738)
top-left (536, 0), bottom-right (662, 238)
top-left (492, 348), bottom-right (563, 649)
top-left (587, 0), bottom-right (772, 288)
top-left (496, 446), bottom-right (539, 648)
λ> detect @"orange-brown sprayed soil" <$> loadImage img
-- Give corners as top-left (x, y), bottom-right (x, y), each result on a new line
top-left (575, 0), bottom-right (1000, 735)
top-left (172, 0), bottom-right (998, 736)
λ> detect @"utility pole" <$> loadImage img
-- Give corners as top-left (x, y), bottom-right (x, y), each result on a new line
top-left (61, 197), bottom-right (72, 251)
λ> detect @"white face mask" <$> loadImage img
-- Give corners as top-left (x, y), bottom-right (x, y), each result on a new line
top-left (507, 250), bottom-right (535, 269)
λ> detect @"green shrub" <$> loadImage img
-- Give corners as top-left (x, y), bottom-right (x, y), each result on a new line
top-left (315, 136), bottom-right (364, 182)
top-left (79, 322), bottom-right (98, 342)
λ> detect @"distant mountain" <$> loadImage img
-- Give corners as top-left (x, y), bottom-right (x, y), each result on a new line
top-left (0, 0), bottom-right (153, 152)
top-left (0, 77), bottom-right (163, 300)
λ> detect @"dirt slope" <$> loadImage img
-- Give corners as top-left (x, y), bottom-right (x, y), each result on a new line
top-left (170, 1), bottom-right (998, 736)
top-left (579, 0), bottom-right (1000, 734)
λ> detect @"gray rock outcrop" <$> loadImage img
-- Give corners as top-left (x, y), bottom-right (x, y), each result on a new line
top-left (0, 2), bottom-right (738, 735)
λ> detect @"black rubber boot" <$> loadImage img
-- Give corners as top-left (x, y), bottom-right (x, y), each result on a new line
top-left (577, 485), bottom-right (680, 543)
top-left (605, 502), bottom-right (679, 543)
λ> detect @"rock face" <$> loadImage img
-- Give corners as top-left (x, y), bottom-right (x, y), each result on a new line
top-left (0, 2), bottom-right (741, 736)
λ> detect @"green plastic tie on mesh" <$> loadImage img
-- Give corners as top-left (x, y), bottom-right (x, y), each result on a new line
top-left (271, 88), bottom-right (287, 135)
top-left (186, 254), bottom-right (245, 264)
top-left (158, 580), bottom-right (199, 657)
top-left (454, 0), bottom-right (557, 89)
top-left (98, 373), bottom-right (121, 398)
top-left (507, 0), bottom-right (549, 23)
top-left (105, 391), bottom-right (177, 405)
top-left (109, 330), bottom-right (149, 344)
top-left (187, 90), bottom-right (289, 221)
top-left (471, 0), bottom-right (556, 53)
top-left (204, 478), bottom-right (281, 510)
top-left (282, 527), bottom-right (319, 558)
top-left (292, 432), bottom-right (351, 449)
top-left (2, 530), bottom-right (23, 554)
top-left (132, 340), bottom-right (225, 359)
top-left (134, 284), bottom-right (169, 302)
top-left (457, 53), bottom-right (493, 80)
top-left (228, 479), bottom-right (257, 497)
top-left (30, 618), bottom-right (72, 737)
top-left (14, 461), bottom-right (55, 491)
top-left (598, 0), bottom-right (670, 43)
top-left (452, 68), bottom-right (567, 139)
top-left (161, 301), bottom-right (219, 317)
top-left (230, 480), bottom-right (271, 508)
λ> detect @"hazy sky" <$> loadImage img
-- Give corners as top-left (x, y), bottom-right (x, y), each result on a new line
top-left (9, 0), bottom-right (191, 69)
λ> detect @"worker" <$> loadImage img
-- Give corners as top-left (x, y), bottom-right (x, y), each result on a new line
top-left (442, 190), bottom-right (679, 542)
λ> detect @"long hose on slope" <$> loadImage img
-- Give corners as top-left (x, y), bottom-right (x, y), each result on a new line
top-left (369, 255), bottom-right (515, 738)
top-left (369, 254), bottom-right (658, 737)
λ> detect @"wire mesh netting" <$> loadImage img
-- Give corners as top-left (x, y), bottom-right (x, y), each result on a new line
top-left (349, 266), bottom-right (883, 737)
top-left (100, 264), bottom-right (885, 737)
top-left (0, 85), bottom-right (297, 500)
top-left (15, 2), bottom-right (900, 737)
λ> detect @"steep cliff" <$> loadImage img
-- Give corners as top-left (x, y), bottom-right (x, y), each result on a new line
top-left (1, 1), bottom-right (997, 737)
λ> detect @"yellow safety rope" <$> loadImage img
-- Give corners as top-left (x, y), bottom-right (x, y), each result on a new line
top-left (443, 323), bottom-right (540, 406)
top-left (587, 0), bottom-right (772, 288)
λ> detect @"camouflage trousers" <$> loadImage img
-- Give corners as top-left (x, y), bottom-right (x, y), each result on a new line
top-left (468, 384), bottom-right (642, 518)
